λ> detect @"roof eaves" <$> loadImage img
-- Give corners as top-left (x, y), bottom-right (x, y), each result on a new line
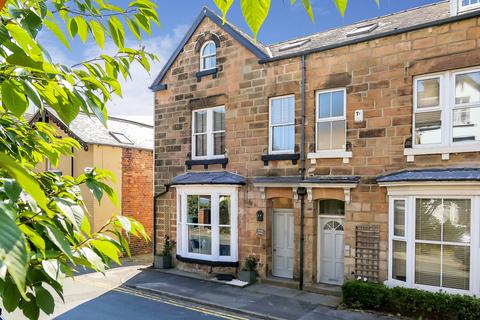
top-left (149, 6), bottom-right (269, 92)
top-left (260, 9), bottom-right (480, 63)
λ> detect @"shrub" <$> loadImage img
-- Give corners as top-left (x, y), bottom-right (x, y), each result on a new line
top-left (242, 256), bottom-right (258, 272)
top-left (342, 280), bottom-right (480, 320)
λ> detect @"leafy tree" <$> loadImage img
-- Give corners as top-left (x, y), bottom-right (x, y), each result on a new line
top-left (0, 0), bottom-right (158, 319)
top-left (214, 0), bottom-right (380, 40)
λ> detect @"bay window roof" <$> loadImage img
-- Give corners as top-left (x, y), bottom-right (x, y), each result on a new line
top-left (377, 168), bottom-right (480, 183)
top-left (170, 171), bottom-right (246, 186)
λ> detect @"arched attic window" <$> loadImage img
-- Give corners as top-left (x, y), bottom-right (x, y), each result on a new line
top-left (200, 40), bottom-right (216, 71)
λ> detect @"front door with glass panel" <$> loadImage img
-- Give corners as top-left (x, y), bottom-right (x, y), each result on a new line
top-left (272, 209), bottom-right (294, 278)
top-left (318, 217), bottom-right (344, 284)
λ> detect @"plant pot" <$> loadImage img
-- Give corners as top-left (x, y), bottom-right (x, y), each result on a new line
top-left (239, 270), bottom-right (256, 284)
top-left (154, 255), bottom-right (172, 269)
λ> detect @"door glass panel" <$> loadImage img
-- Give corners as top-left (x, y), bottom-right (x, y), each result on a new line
top-left (415, 243), bottom-right (441, 286)
top-left (455, 71), bottom-right (480, 104)
top-left (392, 240), bottom-right (406, 282)
top-left (415, 111), bottom-right (442, 145)
top-left (417, 78), bottom-right (440, 108)
top-left (393, 200), bottom-right (405, 237)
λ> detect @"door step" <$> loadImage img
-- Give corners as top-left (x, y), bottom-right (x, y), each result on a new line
top-left (259, 276), bottom-right (299, 290)
top-left (304, 283), bottom-right (342, 297)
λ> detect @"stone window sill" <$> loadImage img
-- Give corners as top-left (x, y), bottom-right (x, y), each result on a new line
top-left (307, 151), bottom-right (352, 164)
top-left (186, 158), bottom-right (228, 169)
top-left (261, 153), bottom-right (300, 166)
top-left (196, 68), bottom-right (218, 81)
top-left (404, 145), bottom-right (480, 162)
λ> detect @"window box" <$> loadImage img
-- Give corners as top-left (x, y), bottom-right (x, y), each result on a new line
top-left (409, 67), bottom-right (480, 161)
top-left (185, 158), bottom-right (228, 170)
top-left (261, 153), bottom-right (299, 166)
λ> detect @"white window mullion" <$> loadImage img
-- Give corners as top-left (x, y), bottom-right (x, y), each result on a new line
top-left (406, 196), bottom-right (415, 287)
top-left (471, 196), bottom-right (480, 295)
top-left (181, 192), bottom-right (188, 255)
top-left (444, 73), bottom-right (452, 146)
top-left (211, 193), bottom-right (220, 260)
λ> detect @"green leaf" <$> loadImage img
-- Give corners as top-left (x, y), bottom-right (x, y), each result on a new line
top-left (22, 81), bottom-right (43, 108)
top-left (55, 198), bottom-right (84, 230)
top-left (0, 207), bottom-right (28, 299)
top-left (91, 240), bottom-right (121, 264)
top-left (6, 51), bottom-right (57, 73)
top-left (35, 285), bottom-right (55, 314)
top-left (5, 24), bottom-right (42, 56)
top-left (19, 225), bottom-right (46, 252)
top-left (90, 20), bottom-right (105, 49)
top-left (108, 16), bottom-right (125, 47)
top-left (334, 0), bottom-right (348, 16)
top-left (116, 216), bottom-right (131, 233)
top-left (45, 225), bottom-right (73, 259)
top-left (42, 259), bottom-right (64, 283)
top-left (125, 18), bottom-right (141, 40)
top-left (240, 0), bottom-right (271, 41)
top-left (214, 0), bottom-right (234, 23)
top-left (301, 0), bottom-right (314, 22)
top-left (45, 18), bottom-right (70, 49)
top-left (86, 179), bottom-right (103, 203)
top-left (67, 17), bottom-right (78, 38)
top-left (21, 292), bottom-right (40, 320)
top-left (0, 153), bottom-right (49, 212)
top-left (4, 178), bottom-right (21, 202)
top-left (2, 277), bottom-right (21, 312)
top-left (2, 79), bottom-right (28, 116)
top-left (78, 247), bottom-right (105, 273)
top-left (74, 16), bottom-right (89, 43)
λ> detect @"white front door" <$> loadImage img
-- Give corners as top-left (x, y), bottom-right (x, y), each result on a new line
top-left (318, 217), bottom-right (344, 284)
top-left (272, 209), bottom-right (294, 278)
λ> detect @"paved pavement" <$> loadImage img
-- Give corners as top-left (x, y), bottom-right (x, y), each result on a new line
top-left (1, 261), bottom-right (254, 320)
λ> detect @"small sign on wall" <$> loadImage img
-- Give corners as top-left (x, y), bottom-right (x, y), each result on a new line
top-left (256, 228), bottom-right (265, 236)
top-left (354, 110), bottom-right (363, 123)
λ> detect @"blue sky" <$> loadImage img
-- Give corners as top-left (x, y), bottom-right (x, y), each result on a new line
top-left (44, 0), bottom-right (443, 124)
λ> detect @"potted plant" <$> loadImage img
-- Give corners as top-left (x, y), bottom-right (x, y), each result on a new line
top-left (238, 256), bottom-right (258, 284)
top-left (154, 235), bottom-right (176, 269)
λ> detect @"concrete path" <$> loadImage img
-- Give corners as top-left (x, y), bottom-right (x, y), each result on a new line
top-left (126, 269), bottom-right (398, 320)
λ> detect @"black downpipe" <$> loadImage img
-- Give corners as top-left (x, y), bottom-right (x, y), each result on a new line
top-left (299, 54), bottom-right (307, 290)
top-left (153, 185), bottom-right (169, 259)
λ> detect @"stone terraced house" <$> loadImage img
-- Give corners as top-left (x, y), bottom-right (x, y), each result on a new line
top-left (152, 0), bottom-right (480, 295)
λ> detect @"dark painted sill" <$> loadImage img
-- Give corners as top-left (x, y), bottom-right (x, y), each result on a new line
top-left (176, 254), bottom-right (239, 267)
top-left (196, 68), bottom-right (218, 81)
top-left (261, 153), bottom-right (300, 166)
top-left (185, 158), bottom-right (228, 170)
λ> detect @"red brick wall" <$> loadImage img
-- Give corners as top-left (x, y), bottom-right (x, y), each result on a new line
top-left (122, 148), bottom-right (153, 255)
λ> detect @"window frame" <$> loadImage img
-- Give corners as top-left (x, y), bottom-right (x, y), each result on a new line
top-left (199, 40), bottom-right (217, 72)
top-left (268, 94), bottom-right (296, 154)
top-left (315, 88), bottom-right (347, 154)
top-left (412, 67), bottom-right (480, 150)
top-left (387, 191), bottom-right (480, 295)
top-left (459, 0), bottom-right (480, 12)
top-left (191, 106), bottom-right (225, 160)
top-left (176, 185), bottom-right (238, 263)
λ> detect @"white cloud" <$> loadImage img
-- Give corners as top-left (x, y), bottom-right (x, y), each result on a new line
top-left (83, 25), bottom-right (189, 125)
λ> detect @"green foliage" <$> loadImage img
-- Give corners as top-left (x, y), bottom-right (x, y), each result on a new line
top-left (342, 280), bottom-right (480, 320)
top-left (160, 235), bottom-right (176, 256)
top-left (242, 256), bottom-right (258, 272)
top-left (0, 1), bottom-right (158, 319)
top-left (214, 0), bottom-right (381, 40)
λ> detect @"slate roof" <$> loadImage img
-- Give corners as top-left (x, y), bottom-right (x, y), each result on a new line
top-left (29, 109), bottom-right (153, 150)
top-left (170, 171), bottom-right (246, 186)
top-left (377, 168), bottom-right (480, 183)
top-left (267, 1), bottom-right (451, 59)
top-left (252, 176), bottom-right (360, 185)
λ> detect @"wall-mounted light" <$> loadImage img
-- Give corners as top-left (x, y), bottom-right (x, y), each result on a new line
top-left (256, 210), bottom-right (264, 222)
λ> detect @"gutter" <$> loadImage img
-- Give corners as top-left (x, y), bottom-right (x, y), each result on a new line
top-left (259, 10), bottom-right (480, 64)
top-left (298, 54), bottom-right (306, 291)
top-left (153, 185), bottom-right (170, 258)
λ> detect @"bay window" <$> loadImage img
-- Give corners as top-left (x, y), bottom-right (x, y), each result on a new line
top-left (459, 0), bottom-right (480, 11)
top-left (412, 68), bottom-right (480, 151)
top-left (388, 193), bottom-right (480, 294)
top-left (269, 95), bottom-right (295, 154)
top-left (192, 106), bottom-right (225, 159)
top-left (176, 186), bottom-right (238, 262)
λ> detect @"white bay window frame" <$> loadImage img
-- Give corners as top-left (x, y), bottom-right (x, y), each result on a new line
top-left (192, 106), bottom-right (225, 160)
top-left (406, 67), bottom-right (480, 161)
top-left (385, 185), bottom-right (480, 295)
top-left (176, 185), bottom-right (238, 263)
top-left (459, 0), bottom-right (480, 12)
